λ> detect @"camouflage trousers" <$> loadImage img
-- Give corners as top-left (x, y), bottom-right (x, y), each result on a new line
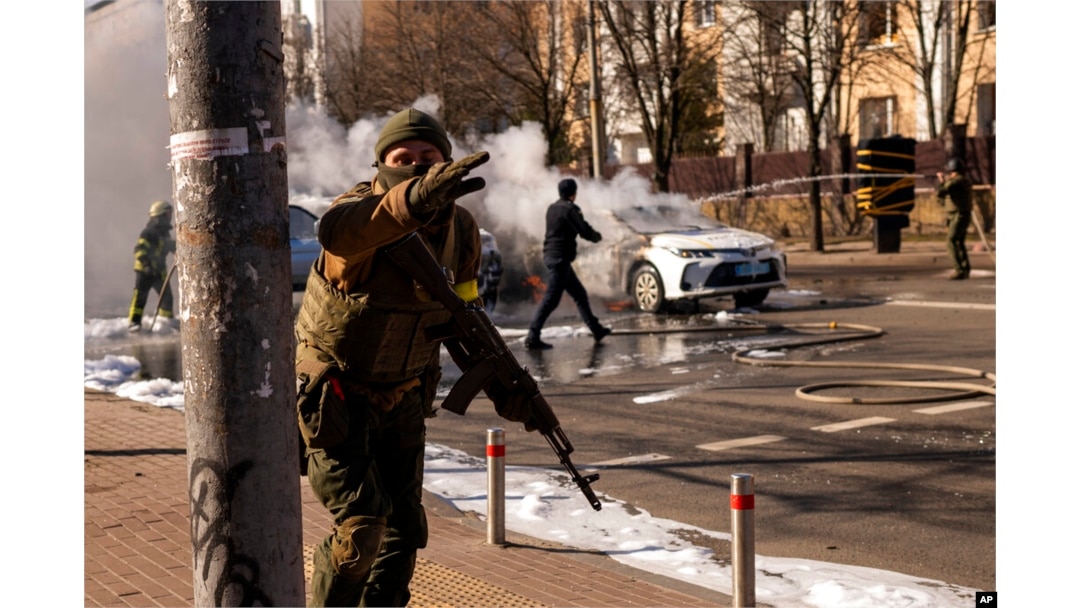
top-left (946, 210), bottom-right (972, 276)
top-left (305, 385), bottom-right (430, 607)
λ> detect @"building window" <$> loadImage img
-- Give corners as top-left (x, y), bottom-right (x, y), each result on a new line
top-left (636, 146), bottom-right (653, 164)
top-left (696, 0), bottom-right (717, 27)
top-left (572, 15), bottom-right (588, 52)
top-left (763, 17), bottom-right (786, 57)
top-left (978, 2), bottom-right (996, 31)
top-left (859, 1), bottom-right (898, 47)
top-left (977, 83), bottom-right (995, 136)
top-left (575, 85), bottom-right (590, 121)
top-left (859, 96), bottom-right (897, 140)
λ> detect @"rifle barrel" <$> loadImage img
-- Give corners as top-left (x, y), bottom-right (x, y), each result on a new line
top-left (386, 232), bottom-right (602, 511)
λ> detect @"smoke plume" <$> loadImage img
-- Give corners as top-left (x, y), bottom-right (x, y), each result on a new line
top-left (85, 4), bottom-right (691, 319)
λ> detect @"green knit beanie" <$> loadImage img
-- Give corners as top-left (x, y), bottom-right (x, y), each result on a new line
top-left (374, 108), bottom-right (452, 163)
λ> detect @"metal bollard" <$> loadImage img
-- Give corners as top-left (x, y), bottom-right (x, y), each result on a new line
top-left (731, 473), bottom-right (755, 607)
top-left (487, 428), bottom-right (506, 545)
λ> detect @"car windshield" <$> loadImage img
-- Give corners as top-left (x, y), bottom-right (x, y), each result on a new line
top-left (609, 205), bottom-right (726, 235)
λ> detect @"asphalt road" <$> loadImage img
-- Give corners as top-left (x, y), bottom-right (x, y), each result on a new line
top-left (89, 237), bottom-right (997, 592)
top-left (424, 240), bottom-right (997, 592)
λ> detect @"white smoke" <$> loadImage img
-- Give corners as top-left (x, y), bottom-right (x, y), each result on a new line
top-left (280, 96), bottom-right (699, 308)
top-left (85, 1), bottom-right (691, 317)
top-left (284, 93), bottom-right (447, 204)
top-left (85, 2), bottom-right (173, 318)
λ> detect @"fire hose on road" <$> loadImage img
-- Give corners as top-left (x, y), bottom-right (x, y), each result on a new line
top-left (729, 321), bottom-right (996, 404)
top-left (609, 319), bottom-right (996, 405)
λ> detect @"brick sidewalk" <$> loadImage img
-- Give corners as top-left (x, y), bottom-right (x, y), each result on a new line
top-left (84, 388), bottom-right (723, 607)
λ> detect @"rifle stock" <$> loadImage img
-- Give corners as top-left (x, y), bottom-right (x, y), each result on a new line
top-left (385, 233), bottom-right (602, 511)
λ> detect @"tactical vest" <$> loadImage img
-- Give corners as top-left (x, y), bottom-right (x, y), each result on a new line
top-left (295, 225), bottom-right (460, 385)
top-left (939, 176), bottom-right (973, 214)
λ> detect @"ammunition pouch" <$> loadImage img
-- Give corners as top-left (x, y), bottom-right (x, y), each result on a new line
top-left (296, 352), bottom-right (350, 450)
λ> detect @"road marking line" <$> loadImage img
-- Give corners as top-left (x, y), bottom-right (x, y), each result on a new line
top-left (812, 417), bottom-right (895, 432)
top-left (914, 400), bottom-right (994, 415)
top-left (590, 453), bottom-right (672, 466)
top-left (885, 300), bottom-right (995, 311)
top-left (696, 435), bottom-right (787, 451)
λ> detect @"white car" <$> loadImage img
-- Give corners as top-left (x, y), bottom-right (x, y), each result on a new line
top-left (596, 206), bottom-right (788, 313)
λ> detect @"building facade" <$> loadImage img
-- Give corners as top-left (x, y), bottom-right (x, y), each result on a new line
top-left (717, 0), bottom-right (995, 155)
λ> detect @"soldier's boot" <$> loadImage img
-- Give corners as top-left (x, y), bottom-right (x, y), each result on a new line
top-left (360, 551), bottom-right (417, 608)
top-left (308, 515), bottom-right (387, 608)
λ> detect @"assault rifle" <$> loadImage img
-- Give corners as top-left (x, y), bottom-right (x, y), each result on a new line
top-left (386, 232), bottom-right (602, 511)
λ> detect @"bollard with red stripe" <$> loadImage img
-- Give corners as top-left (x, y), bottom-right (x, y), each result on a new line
top-left (731, 473), bottom-right (756, 607)
top-left (487, 428), bottom-right (506, 545)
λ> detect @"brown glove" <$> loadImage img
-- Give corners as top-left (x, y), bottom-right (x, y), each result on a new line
top-left (407, 151), bottom-right (490, 216)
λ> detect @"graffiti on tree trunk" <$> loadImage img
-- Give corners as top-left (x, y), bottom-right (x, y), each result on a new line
top-left (189, 457), bottom-right (274, 606)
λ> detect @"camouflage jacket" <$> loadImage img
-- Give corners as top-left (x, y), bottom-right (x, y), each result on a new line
top-left (936, 175), bottom-right (973, 214)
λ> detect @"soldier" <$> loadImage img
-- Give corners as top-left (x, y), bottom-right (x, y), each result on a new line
top-left (936, 158), bottom-right (974, 280)
top-left (294, 108), bottom-right (529, 607)
top-left (127, 200), bottom-right (175, 332)
top-left (525, 178), bottom-right (611, 349)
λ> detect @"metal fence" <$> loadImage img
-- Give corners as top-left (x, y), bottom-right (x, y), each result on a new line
top-left (613, 135), bottom-right (995, 200)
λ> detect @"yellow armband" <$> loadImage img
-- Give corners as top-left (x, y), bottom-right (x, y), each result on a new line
top-left (453, 279), bottom-right (479, 302)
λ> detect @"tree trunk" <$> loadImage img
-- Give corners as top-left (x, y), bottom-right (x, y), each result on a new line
top-left (808, 132), bottom-right (825, 252)
top-left (164, 1), bottom-right (305, 605)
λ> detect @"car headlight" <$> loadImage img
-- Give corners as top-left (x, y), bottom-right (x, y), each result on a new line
top-left (664, 247), bottom-right (714, 258)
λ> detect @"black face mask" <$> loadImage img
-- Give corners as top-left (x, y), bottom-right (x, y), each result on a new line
top-left (376, 162), bottom-right (434, 191)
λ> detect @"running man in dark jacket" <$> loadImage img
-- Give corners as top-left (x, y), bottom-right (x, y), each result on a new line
top-left (525, 178), bottom-right (611, 349)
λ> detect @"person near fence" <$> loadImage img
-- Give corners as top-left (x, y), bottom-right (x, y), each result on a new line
top-left (936, 157), bottom-right (973, 280)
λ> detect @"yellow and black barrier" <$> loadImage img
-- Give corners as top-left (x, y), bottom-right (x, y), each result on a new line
top-left (856, 137), bottom-right (915, 253)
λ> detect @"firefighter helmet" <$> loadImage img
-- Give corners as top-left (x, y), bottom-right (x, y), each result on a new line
top-left (149, 200), bottom-right (173, 217)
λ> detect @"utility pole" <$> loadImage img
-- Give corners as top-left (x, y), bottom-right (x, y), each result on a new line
top-left (164, 2), bottom-right (304, 605)
top-left (587, 0), bottom-right (606, 180)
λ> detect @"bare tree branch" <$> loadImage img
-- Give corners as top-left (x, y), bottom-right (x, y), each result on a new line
top-left (596, 0), bottom-right (722, 192)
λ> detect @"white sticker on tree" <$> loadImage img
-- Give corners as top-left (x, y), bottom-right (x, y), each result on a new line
top-left (170, 127), bottom-right (248, 161)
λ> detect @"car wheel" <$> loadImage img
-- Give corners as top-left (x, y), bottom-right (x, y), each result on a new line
top-left (632, 265), bottom-right (665, 313)
top-left (733, 288), bottom-right (769, 308)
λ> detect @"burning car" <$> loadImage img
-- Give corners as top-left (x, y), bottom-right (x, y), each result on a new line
top-left (591, 206), bottom-right (787, 313)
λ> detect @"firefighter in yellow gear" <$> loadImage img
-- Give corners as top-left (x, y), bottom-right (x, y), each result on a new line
top-left (127, 200), bottom-right (175, 332)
